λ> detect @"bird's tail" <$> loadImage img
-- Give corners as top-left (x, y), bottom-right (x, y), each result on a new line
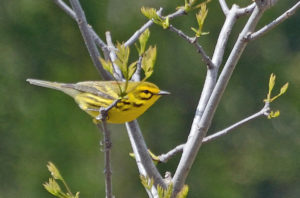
top-left (26, 79), bottom-right (79, 97)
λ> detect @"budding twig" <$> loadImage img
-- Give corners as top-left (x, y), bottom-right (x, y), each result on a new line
top-left (158, 103), bottom-right (271, 163)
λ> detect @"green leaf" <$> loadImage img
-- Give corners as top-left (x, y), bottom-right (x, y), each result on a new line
top-left (128, 61), bottom-right (137, 80)
top-left (268, 73), bottom-right (276, 99)
top-left (142, 46), bottom-right (157, 81)
top-left (47, 162), bottom-right (63, 180)
top-left (140, 175), bottom-right (154, 190)
top-left (141, 7), bottom-right (158, 20)
top-left (157, 185), bottom-right (164, 198)
top-left (280, 82), bottom-right (289, 95)
top-left (141, 7), bottom-right (166, 28)
top-left (136, 29), bottom-right (150, 55)
top-left (269, 82), bottom-right (289, 102)
top-left (74, 192), bottom-right (80, 198)
top-left (191, 2), bottom-right (209, 37)
top-left (164, 183), bottom-right (173, 198)
top-left (99, 57), bottom-right (114, 75)
top-left (162, 17), bottom-right (170, 29)
top-left (43, 178), bottom-right (62, 196)
top-left (115, 42), bottom-right (130, 78)
top-left (268, 110), bottom-right (280, 119)
top-left (176, 185), bottom-right (189, 198)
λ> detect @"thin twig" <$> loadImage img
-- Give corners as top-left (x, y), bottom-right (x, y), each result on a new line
top-left (131, 55), bottom-right (143, 81)
top-left (168, 25), bottom-right (214, 69)
top-left (124, 8), bottom-right (162, 47)
top-left (97, 122), bottom-right (113, 198)
top-left (248, 1), bottom-right (300, 41)
top-left (95, 99), bottom-right (122, 198)
top-left (158, 103), bottom-right (270, 163)
top-left (236, 3), bottom-right (256, 17)
top-left (68, 0), bottom-right (111, 80)
top-left (158, 144), bottom-right (185, 163)
top-left (124, 8), bottom-right (186, 47)
top-left (52, 0), bottom-right (108, 51)
top-left (219, 0), bottom-right (229, 15)
top-left (166, 8), bottom-right (186, 19)
top-left (105, 32), bottom-right (123, 80)
top-left (124, 20), bottom-right (154, 47)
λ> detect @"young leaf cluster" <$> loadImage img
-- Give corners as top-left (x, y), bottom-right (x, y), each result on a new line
top-left (140, 175), bottom-right (189, 198)
top-left (191, 3), bottom-right (209, 37)
top-left (141, 7), bottom-right (169, 29)
top-left (264, 73), bottom-right (289, 119)
top-left (100, 29), bottom-right (156, 91)
top-left (43, 162), bottom-right (80, 198)
top-left (177, 0), bottom-right (211, 13)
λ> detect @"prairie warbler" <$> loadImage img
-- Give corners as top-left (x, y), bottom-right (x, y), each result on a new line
top-left (27, 79), bottom-right (169, 123)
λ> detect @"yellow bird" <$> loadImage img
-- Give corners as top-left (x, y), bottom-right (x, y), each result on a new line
top-left (27, 79), bottom-right (169, 123)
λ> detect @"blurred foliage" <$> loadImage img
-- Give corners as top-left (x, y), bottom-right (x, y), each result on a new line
top-left (0, 0), bottom-right (300, 198)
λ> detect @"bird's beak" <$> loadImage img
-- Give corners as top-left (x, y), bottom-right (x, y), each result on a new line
top-left (158, 90), bottom-right (170, 95)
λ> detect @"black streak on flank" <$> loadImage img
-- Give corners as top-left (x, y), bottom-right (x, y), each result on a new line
top-left (122, 101), bottom-right (131, 105)
top-left (133, 102), bottom-right (143, 107)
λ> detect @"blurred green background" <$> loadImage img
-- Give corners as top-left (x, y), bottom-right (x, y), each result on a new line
top-left (1, 0), bottom-right (299, 197)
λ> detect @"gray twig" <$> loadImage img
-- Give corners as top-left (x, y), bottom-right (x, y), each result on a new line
top-left (52, 0), bottom-right (107, 51)
top-left (97, 122), bottom-right (113, 198)
top-left (124, 8), bottom-right (186, 47)
top-left (236, 3), bottom-right (256, 17)
top-left (248, 1), bottom-right (300, 41)
top-left (95, 99), bottom-right (121, 198)
top-left (168, 25), bottom-right (214, 69)
top-left (131, 55), bottom-right (143, 82)
top-left (69, 0), bottom-right (111, 80)
top-left (105, 32), bottom-right (123, 80)
top-left (158, 103), bottom-right (270, 163)
top-left (219, 0), bottom-right (229, 15)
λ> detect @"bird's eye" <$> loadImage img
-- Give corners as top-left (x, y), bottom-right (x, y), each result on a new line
top-left (142, 90), bottom-right (150, 94)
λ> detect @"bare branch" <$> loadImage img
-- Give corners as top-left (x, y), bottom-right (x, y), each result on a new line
top-left (97, 122), bottom-right (113, 198)
top-left (249, 1), bottom-right (300, 41)
top-left (68, 0), bottom-right (111, 80)
top-left (203, 103), bottom-right (269, 143)
top-left (158, 103), bottom-right (270, 163)
top-left (236, 3), bottom-right (256, 17)
top-left (168, 25), bottom-right (214, 69)
top-left (53, 0), bottom-right (76, 20)
top-left (126, 121), bottom-right (166, 191)
top-left (52, 0), bottom-right (107, 51)
top-left (124, 20), bottom-right (154, 47)
top-left (166, 8), bottom-right (186, 19)
top-left (194, 5), bottom-right (239, 126)
top-left (158, 144), bottom-right (184, 163)
top-left (219, 0), bottom-right (229, 15)
top-left (172, 3), bottom-right (270, 195)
